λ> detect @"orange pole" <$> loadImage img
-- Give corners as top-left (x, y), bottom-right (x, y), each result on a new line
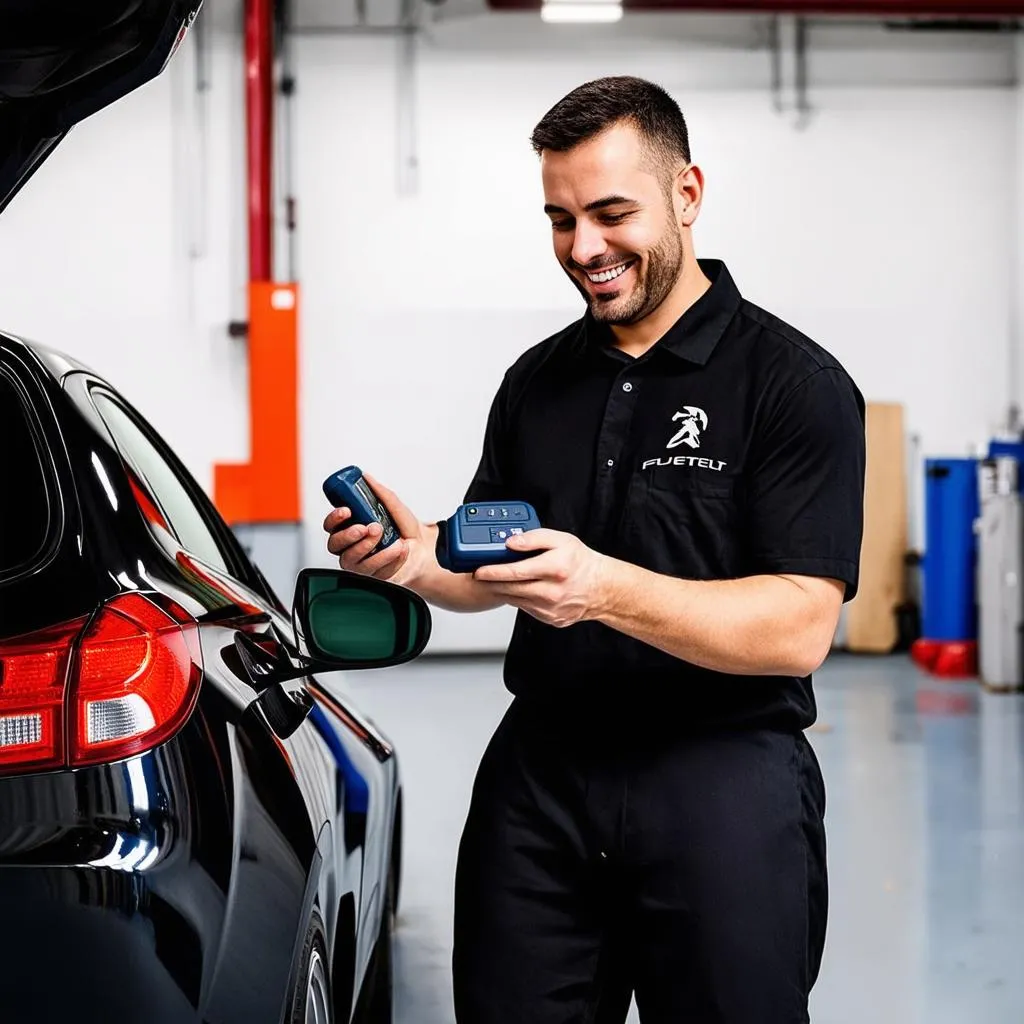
top-left (213, 1), bottom-right (301, 526)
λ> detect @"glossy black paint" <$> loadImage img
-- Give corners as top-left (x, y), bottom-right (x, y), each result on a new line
top-left (0, 0), bottom-right (205, 214)
top-left (0, 332), bottom-right (403, 1024)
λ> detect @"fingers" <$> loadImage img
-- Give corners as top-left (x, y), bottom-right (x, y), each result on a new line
top-left (474, 551), bottom-right (557, 583)
top-left (363, 474), bottom-right (420, 537)
top-left (336, 522), bottom-right (386, 568)
top-left (357, 538), bottom-right (409, 581)
top-left (505, 528), bottom-right (564, 553)
top-left (323, 494), bottom-right (412, 582)
top-left (321, 472), bottom-right (418, 583)
top-left (345, 526), bottom-right (382, 565)
top-left (326, 518), bottom-right (371, 557)
top-left (323, 512), bottom-right (385, 559)
top-left (323, 506), bottom-right (352, 533)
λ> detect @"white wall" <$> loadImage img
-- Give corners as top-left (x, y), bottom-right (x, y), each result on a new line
top-left (0, 12), bottom-right (1019, 652)
top-left (0, 28), bottom-right (251, 480)
top-left (295, 16), bottom-right (1018, 650)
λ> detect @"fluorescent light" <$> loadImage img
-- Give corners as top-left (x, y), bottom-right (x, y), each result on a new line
top-left (541, 2), bottom-right (624, 24)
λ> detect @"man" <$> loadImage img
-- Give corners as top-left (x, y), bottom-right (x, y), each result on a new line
top-left (325, 76), bottom-right (865, 1024)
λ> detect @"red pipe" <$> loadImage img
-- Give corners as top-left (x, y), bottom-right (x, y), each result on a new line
top-left (245, 0), bottom-right (273, 282)
top-left (489, 1), bottom-right (1024, 13)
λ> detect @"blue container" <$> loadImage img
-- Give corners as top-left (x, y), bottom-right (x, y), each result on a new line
top-left (921, 458), bottom-right (979, 641)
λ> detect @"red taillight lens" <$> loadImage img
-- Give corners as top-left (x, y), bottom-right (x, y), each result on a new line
top-left (0, 619), bottom-right (85, 772)
top-left (69, 593), bottom-right (203, 768)
top-left (0, 593), bottom-right (202, 775)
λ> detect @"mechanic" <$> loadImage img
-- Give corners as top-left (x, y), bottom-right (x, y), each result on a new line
top-left (324, 76), bottom-right (865, 1024)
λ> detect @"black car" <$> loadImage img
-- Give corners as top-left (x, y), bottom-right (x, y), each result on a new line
top-left (0, 331), bottom-right (432, 1024)
top-left (0, 3), bottom-right (432, 1022)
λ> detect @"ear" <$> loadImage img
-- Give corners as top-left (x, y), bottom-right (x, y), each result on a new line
top-left (675, 163), bottom-right (704, 228)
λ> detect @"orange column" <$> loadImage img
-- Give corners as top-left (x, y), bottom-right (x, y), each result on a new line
top-left (214, 282), bottom-right (301, 524)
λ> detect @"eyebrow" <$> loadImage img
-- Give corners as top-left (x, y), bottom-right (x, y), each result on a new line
top-left (543, 195), bottom-right (638, 215)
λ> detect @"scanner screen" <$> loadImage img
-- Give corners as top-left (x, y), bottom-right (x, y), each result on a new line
top-left (355, 476), bottom-right (393, 530)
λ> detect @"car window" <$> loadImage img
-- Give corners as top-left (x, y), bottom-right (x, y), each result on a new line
top-left (0, 370), bottom-right (53, 578)
top-left (91, 391), bottom-right (232, 575)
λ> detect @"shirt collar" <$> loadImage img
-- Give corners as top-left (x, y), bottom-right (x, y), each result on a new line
top-left (570, 258), bottom-right (742, 366)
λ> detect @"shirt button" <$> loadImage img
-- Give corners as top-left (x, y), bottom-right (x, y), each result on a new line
top-left (607, 459), bottom-right (615, 467)
top-left (622, 382), bottom-right (633, 392)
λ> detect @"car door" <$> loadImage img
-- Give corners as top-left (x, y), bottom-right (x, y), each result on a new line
top-left (63, 371), bottom-right (392, 1014)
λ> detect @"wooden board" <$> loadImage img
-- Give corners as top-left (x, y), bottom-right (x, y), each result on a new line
top-left (846, 402), bottom-right (908, 653)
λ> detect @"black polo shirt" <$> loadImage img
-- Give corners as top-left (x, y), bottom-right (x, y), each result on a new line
top-left (464, 259), bottom-right (865, 733)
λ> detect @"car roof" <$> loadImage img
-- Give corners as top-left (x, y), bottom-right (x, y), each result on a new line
top-left (1, 329), bottom-right (103, 381)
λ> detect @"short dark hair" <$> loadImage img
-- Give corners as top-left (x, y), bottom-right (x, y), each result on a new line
top-left (530, 76), bottom-right (691, 172)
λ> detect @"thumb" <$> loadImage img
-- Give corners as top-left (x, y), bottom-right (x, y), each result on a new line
top-left (506, 528), bottom-right (561, 552)
top-left (363, 474), bottom-right (420, 538)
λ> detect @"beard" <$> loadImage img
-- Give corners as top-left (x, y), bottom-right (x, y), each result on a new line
top-left (566, 226), bottom-right (685, 327)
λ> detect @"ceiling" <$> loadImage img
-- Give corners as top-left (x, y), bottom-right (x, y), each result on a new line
top-left (195, 0), bottom-right (1023, 50)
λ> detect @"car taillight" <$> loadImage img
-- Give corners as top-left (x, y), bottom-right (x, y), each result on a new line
top-left (70, 593), bottom-right (203, 768)
top-left (0, 592), bottom-right (202, 776)
top-left (0, 618), bottom-right (85, 772)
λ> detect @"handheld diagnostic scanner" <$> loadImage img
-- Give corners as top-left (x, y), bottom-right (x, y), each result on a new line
top-left (322, 466), bottom-right (399, 552)
top-left (436, 501), bottom-right (541, 574)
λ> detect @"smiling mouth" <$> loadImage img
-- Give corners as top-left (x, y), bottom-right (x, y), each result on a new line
top-left (584, 259), bottom-right (636, 284)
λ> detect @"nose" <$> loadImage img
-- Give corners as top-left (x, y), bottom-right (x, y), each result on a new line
top-left (570, 218), bottom-right (607, 269)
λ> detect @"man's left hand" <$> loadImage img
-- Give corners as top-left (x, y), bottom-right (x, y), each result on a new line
top-left (472, 529), bottom-right (610, 628)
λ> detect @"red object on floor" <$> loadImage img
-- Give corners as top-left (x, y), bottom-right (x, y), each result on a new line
top-left (915, 689), bottom-right (975, 716)
top-left (910, 638), bottom-right (978, 678)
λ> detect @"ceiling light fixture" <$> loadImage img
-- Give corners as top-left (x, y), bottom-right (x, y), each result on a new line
top-left (540, 1), bottom-right (624, 25)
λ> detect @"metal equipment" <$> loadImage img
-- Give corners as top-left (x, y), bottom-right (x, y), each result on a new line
top-left (978, 456), bottom-right (1024, 690)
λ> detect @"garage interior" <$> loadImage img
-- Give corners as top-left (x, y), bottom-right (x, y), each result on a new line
top-left (3, 0), bottom-right (1024, 1021)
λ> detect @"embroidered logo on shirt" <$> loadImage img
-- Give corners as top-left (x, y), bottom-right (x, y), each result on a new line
top-left (641, 405), bottom-right (727, 472)
top-left (666, 406), bottom-right (708, 450)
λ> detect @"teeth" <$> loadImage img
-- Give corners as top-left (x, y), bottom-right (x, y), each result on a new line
top-left (587, 262), bottom-right (631, 284)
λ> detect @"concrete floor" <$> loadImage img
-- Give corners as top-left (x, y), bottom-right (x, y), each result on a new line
top-left (340, 653), bottom-right (1024, 1024)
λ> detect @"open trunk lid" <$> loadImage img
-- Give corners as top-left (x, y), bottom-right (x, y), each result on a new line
top-left (0, 0), bottom-right (203, 214)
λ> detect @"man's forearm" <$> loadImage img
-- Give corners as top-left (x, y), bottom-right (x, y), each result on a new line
top-left (404, 524), bottom-right (506, 614)
top-left (591, 558), bottom-right (841, 677)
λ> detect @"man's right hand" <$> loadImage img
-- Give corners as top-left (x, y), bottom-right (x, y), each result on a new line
top-left (324, 474), bottom-right (508, 615)
top-left (323, 474), bottom-right (432, 588)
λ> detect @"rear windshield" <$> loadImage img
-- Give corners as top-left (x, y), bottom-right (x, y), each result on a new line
top-left (0, 370), bottom-right (52, 577)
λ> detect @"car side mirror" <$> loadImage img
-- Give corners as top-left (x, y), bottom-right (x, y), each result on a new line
top-left (292, 568), bottom-right (431, 670)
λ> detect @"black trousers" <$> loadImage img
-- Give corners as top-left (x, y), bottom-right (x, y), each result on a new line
top-left (452, 699), bottom-right (828, 1024)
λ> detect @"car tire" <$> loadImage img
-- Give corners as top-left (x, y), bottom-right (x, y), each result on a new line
top-left (358, 854), bottom-right (396, 1024)
top-left (290, 909), bottom-right (332, 1024)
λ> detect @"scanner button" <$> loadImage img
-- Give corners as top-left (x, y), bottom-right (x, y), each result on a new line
top-left (622, 382), bottom-right (633, 392)
top-left (510, 527), bottom-right (524, 536)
